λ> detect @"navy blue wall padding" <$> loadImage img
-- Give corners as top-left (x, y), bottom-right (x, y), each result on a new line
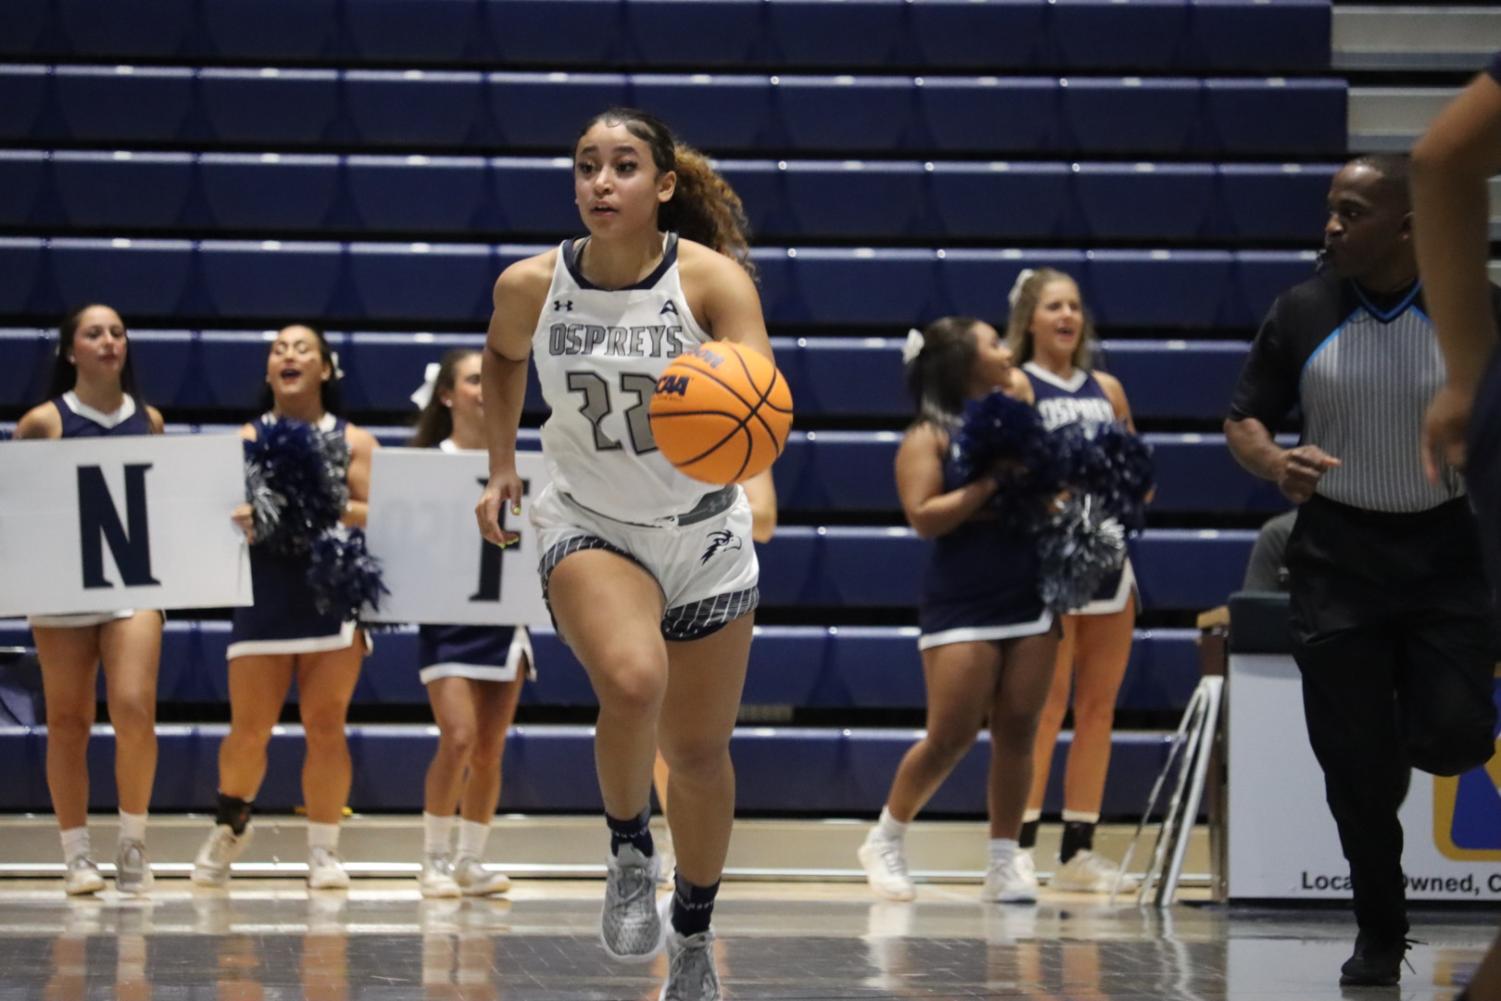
top-left (0, 723), bottom-right (1180, 817)
top-left (0, 0), bottom-right (1330, 73)
top-left (3, 66), bottom-right (1347, 157)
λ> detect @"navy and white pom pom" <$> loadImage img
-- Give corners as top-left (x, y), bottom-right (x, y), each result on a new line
top-left (306, 527), bottom-right (388, 621)
top-left (242, 417), bottom-right (351, 555)
top-left (1036, 496), bottom-right (1127, 615)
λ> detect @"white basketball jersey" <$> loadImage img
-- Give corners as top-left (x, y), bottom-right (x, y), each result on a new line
top-left (532, 233), bottom-right (715, 523)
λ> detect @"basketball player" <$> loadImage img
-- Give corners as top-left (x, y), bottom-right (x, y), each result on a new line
top-left (652, 472), bottom-right (776, 886)
top-left (1225, 155), bottom-right (1499, 986)
top-left (1412, 53), bottom-right (1501, 1001)
top-left (16, 304), bottom-right (165, 896)
top-left (857, 316), bottom-right (1059, 905)
top-left (1006, 268), bottom-right (1141, 894)
top-left (191, 324), bottom-right (379, 891)
top-left (474, 107), bottom-right (775, 1000)
top-left (410, 349), bottom-right (532, 898)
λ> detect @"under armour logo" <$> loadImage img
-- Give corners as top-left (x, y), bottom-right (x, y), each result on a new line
top-left (699, 528), bottom-right (742, 565)
top-left (660, 301), bottom-right (678, 316)
top-left (554, 299), bottom-right (573, 312)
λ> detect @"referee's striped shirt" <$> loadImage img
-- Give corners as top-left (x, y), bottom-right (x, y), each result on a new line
top-left (1229, 274), bottom-right (1501, 514)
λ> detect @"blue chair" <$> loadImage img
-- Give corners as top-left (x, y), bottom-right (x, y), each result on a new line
top-left (1062, 78), bottom-right (1203, 154)
top-left (344, 0), bottom-right (492, 63)
top-left (1101, 339), bottom-right (1249, 420)
top-left (199, 69), bottom-right (341, 145)
top-left (346, 242), bottom-right (496, 322)
top-left (486, 72), bottom-right (630, 149)
top-left (196, 240), bottom-right (344, 320)
top-left (941, 249), bottom-right (1087, 321)
top-left (1133, 528), bottom-right (1257, 610)
top-left (1145, 433), bottom-right (1289, 513)
top-left (632, 74), bottom-right (780, 150)
top-left (781, 162), bottom-right (929, 238)
top-left (1051, 0), bottom-right (1189, 70)
top-left (0, 1), bottom-right (50, 58)
top-left (199, 153), bottom-right (342, 231)
top-left (628, 0), bottom-right (766, 67)
top-left (199, 0), bottom-right (340, 60)
top-left (488, 157), bottom-right (577, 233)
top-left (766, 0), bottom-right (910, 68)
top-left (119, 330), bottom-right (199, 409)
top-left (1234, 251), bottom-right (1320, 327)
top-left (54, 0), bottom-right (192, 58)
top-left (0, 241), bottom-right (44, 314)
top-left (711, 160), bottom-right (784, 235)
top-left (928, 163), bottom-right (1070, 240)
top-left (1218, 163), bottom-right (1335, 241)
top-left (193, 331), bottom-right (285, 409)
top-left (345, 155), bottom-right (491, 232)
top-left (52, 66), bottom-right (194, 143)
top-left (0, 328), bottom-right (51, 403)
top-left (776, 75), bottom-right (918, 151)
top-left (49, 238), bottom-right (195, 318)
top-left (1086, 250), bottom-right (1235, 329)
top-left (782, 336), bottom-right (908, 418)
top-left (488, 0), bottom-right (626, 67)
top-left (51, 151), bottom-right (195, 229)
top-left (1204, 78), bottom-right (1346, 155)
top-left (0, 66), bottom-right (50, 141)
top-left (1073, 163), bottom-right (1216, 241)
top-left (336, 331), bottom-right (485, 411)
top-left (773, 248), bottom-right (939, 325)
top-left (1191, 0), bottom-right (1331, 73)
top-left (344, 70), bottom-right (493, 147)
top-left (0, 151), bottom-right (47, 227)
top-left (918, 77), bottom-right (1061, 153)
top-left (908, 1), bottom-right (1047, 70)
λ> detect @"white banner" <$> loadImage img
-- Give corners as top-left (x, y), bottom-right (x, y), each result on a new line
top-left (363, 448), bottom-right (550, 626)
top-left (0, 434), bottom-right (251, 617)
top-left (1228, 652), bottom-right (1501, 902)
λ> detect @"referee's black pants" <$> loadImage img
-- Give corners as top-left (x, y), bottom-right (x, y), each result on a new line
top-left (1287, 496), bottom-right (1497, 940)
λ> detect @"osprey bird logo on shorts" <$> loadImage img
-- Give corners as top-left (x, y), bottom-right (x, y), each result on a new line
top-left (700, 529), bottom-right (742, 565)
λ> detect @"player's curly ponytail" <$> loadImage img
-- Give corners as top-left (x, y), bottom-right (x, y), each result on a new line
top-left (577, 107), bottom-right (757, 281)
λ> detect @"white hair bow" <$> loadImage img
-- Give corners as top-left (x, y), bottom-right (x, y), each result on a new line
top-left (329, 349), bottom-right (345, 381)
top-left (901, 328), bottom-right (925, 364)
top-left (409, 361), bottom-right (441, 409)
top-left (1006, 268), bottom-right (1037, 310)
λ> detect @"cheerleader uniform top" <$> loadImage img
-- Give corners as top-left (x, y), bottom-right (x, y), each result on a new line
top-left (226, 412), bottom-right (364, 659)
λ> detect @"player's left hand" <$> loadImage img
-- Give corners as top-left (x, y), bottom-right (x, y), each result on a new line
top-left (1421, 382), bottom-right (1473, 483)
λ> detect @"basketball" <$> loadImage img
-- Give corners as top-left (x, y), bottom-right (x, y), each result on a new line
top-left (648, 341), bottom-right (794, 485)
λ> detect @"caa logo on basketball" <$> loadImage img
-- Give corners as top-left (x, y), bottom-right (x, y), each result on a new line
top-left (656, 374), bottom-right (690, 397)
top-left (1432, 682), bottom-right (1501, 862)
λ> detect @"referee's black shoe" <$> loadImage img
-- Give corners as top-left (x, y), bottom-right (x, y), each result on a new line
top-left (1339, 932), bottom-right (1412, 986)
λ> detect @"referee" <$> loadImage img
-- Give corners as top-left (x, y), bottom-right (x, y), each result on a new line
top-left (1225, 153), bottom-right (1499, 988)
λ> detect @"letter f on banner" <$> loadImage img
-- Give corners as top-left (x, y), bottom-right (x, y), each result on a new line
top-left (77, 464), bottom-right (161, 588)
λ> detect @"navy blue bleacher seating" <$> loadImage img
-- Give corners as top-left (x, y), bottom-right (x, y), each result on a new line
top-left (51, 152), bottom-right (195, 230)
top-left (0, 242), bottom-right (1318, 329)
top-left (1, 0), bottom-right (1331, 74)
top-left (199, 154), bottom-right (343, 231)
top-left (5, 66), bottom-right (1347, 157)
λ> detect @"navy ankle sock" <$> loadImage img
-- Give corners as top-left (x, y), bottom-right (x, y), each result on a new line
top-left (1018, 819), bottom-right (1040, 850)
top-left (606, 807), bottom-right (654, 858)
top-left (671, 873), bottom-right (720, 938)
top-left (1060, 820), bottom-right (1095, 864)
top-left (215, 793), bottom-right (253, 836)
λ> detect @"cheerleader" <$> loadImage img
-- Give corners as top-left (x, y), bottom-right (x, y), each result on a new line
top-left (1007, 269), bottom-right (1141, 893)
top-left (409, 349), bottom-right (532, 898)
top-left (191, 324), bottom-right (379, 890)
top-left (857, 316), bottom-right (1059, 904)
top-left (16, 304), bottom-right (164, 896)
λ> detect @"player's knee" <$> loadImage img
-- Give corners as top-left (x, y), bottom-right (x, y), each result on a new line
top-left (660, 737), bottom-right (729, 781)
top-left (438, 725), bottom-right (479, 763)
top-left (109, 696), bottom-right (156, 739)
top-left (45, 707), bottom-right (93, 744)
top-left (594, 659), bottom-right (667, 718)
top-left (990, 711), bottom-right (1040, 756)
top-left (1069, 692), bottom-right (1117, 731)
top-left (299, 707), bottom-right (351, 750)
top-left (925, 721), bottom-right (980, 763)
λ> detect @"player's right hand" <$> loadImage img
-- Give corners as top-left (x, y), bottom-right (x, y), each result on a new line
top-left (476, 469), bottom-right (524, 548)
top-left (1277, 444), bottom-right (1341, 504)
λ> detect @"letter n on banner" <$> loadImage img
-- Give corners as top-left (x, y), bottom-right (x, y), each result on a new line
top-left (77, 463), bottom-right (161, 588)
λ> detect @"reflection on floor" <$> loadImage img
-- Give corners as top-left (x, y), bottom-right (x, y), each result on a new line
top-left (0, 879), bottom-right (1490, 1000)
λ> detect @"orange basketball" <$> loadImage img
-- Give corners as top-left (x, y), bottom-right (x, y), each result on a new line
top-left (648, 341), bottom-right (794, 485)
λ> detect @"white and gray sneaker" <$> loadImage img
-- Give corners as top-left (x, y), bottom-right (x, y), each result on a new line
top-left (982, 850), bottom-right (1039, 904)
top-left (419, 853), bottom-right (460, 898)
top-left (192, 824), bottom-right (252, 888)
top-left (451, 854), bottom-right (510, 896)
top-left (600, 843), bottom-right (663, 962)
top-left (307, 846), bottom-right (350, 890)
top-left (63, 856), bottom-right (105, 896)
top-left (857, 828), bottom-right (916, 902)
top-left (1050, 850), bottom-right (1139, 894)
top-left (660, 914), bottom-right (720, 1001)
top-left (114, 839), bottom-right (153, 896)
